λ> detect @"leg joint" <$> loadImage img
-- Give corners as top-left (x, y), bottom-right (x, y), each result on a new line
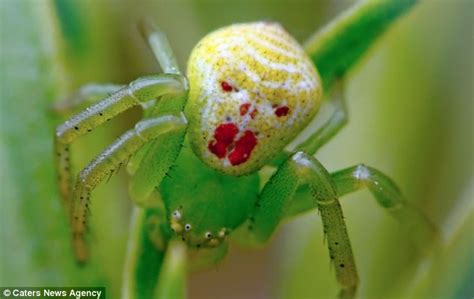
top-left (128, 74), bottom-right (188, 101)
top-left (352, 163), bottom-right (372, 182)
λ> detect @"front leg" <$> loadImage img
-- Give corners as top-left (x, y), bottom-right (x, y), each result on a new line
top-left (245, 152), bottom-right (358, 299)
top-left (52, 83), bottom-right (124, 114)
top-left (128, 93), bottom-right (188, 204)
top-left (54, 73), bottom-right (186, 211)
top-left (154, 239), bottom-right (187, 299)
top-left (71, 113), bottom-right (187, 263)
top-left (122, 210), bottom-right (188, 299)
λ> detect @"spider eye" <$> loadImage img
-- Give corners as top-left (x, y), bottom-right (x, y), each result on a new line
top-left (218, 228), bottom-right (227, 238)
top-left (184, 224), bottom-right (192, 231)
top-left (205, 232), bottom-right (212, 239)
top-left (172, 210), bottom-right (181, 220)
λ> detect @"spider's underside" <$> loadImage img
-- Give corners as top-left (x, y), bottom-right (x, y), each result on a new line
top-left (54, 2), bottom-right (436, 298)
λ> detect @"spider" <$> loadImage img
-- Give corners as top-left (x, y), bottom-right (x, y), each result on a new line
top-left (54, 3), bottom-right (436, 298)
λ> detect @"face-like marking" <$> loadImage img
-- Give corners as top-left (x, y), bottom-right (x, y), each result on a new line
top-left (227, 130), bottom-right (257, 165)
top-left (208, 123), bottom-right (258, 166)
top-left (207, 123), bottom-right (239, 159)
top-left (186, 22), bottom-right (323, 175)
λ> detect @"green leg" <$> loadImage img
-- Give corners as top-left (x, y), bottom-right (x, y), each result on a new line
top-left (128, 93), bottom-right (187, 205)
top-left (122, 205), bottom-right (168, 299)
top-left (126, 19), bottom-right (186, 183)
top-left (139, 19), bottom-right (181, 75)
top-left (55, 74), bottom-right (186, 144)
top-left (330, 164), bottom-right (439, 251)
top-left (121, 20), bottom-right (187, 299)
top-left (283, 163), bottom-right (439, 252)
top-left (122, 207), bottom-right (187, 299)
top-left (53, 83), bottom-right (123, 208)
top-left (248, 151), bottom-right (358, 299)
top-left (128, 129), bottom-right (187, 205)
top-left (52, 83), bottom-right (124, 114)
top-left (54, 73), bottom-right (186, 212)
top-left (154, 239), bottom-right (187, 299)
top-left (71, 114), bottom-right (187, 262)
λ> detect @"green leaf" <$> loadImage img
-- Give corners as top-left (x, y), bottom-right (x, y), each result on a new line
top-left (0, 0), bottom-right (101, 285)
top-left (305, 0), bottom-right (418, 90)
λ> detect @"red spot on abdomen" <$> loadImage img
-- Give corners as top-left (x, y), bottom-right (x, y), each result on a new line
top-left (240, 103), bottom-right (251, 116)
top-left (208, 123), bottom-right (258, 166)
top-left (221, 81), bottom-right (233, 92)
top-left (275, 106), bottom-right (290, 117)
top-left (214, 123), bottom-right (238, 143)
top-left (228, 131), bottom-right (257, 166)
top-left (208, 123), bottom-right (238, 158)
top-left (250, 109), bottom-right (258, 119)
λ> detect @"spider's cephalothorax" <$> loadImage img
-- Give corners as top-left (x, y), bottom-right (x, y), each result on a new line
top-left (186, 22), bottom-right (322, 175)
top-left (160, 144), bottom-right (259, 249)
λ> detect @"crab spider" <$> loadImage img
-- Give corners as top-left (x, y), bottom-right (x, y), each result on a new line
top-left (54, 1), bottom-right (437, 298)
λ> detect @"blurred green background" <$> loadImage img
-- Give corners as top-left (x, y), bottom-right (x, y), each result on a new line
top-left (0, 0), bottom-right (472, 299)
